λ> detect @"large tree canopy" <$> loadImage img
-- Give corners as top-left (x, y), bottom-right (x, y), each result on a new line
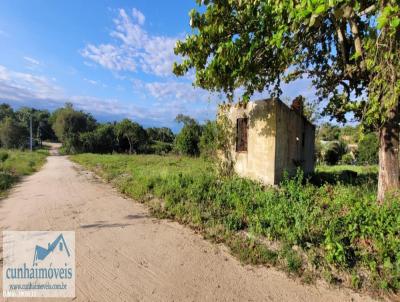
top-left (174, 0), bottom-right (400, 200)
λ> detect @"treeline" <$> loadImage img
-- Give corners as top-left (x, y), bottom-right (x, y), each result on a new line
top-left (316, 123), bottom-right (378, 165)
top-left (0, 104), bottom-right (56, 148)
top-left (0, 103), bottom-right (217, 156)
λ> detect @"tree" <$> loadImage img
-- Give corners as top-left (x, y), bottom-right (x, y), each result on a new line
top-left (199, 120), bottom-right (218, 157)
top-left (79, 124), bottom-right (117, 154)
top-left (323, 140), bottom-right (347, 165)
top-left (115, 119), bottom-right (148, 154)
top-left (357, 133), bottom-right (379, 165)
top-left (174, 1), bottom-right (400, 200)
top-left (0, 104), bottom-right (14, 122)
top-left (340, 125), bottom-right (360, 144)
top-left (52, 104), bottom-right (96, 153)
top-left (317, 123), bottom-right (341, 141)
top-left (174, 115), bottom-right (202, 156)
top-left (15, 107), bottom-right (56, 143)
top-left (0, 117), bottom-right (29, 149)
top-left (146, 127), bottom-right (175, 143)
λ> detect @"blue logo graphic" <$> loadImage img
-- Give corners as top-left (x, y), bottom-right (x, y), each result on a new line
top-left (33, 234), bottom-right (70, 265)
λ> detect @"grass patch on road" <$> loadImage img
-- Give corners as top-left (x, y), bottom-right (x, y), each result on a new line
top-left (0, 149), bottom-right (48, 195)
top-left (72, 153), bottom-right (399, 294)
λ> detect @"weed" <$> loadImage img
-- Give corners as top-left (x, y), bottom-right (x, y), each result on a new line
top-left (71, 154), bottom-right (400, 292)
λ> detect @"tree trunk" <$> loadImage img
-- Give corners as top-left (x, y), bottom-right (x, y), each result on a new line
top-left (128, 139), bottom-right (132, 155)
top-left (377, 103), bottom-right (400, 201)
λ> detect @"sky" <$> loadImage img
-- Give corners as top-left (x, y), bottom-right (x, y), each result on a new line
top-left (0, 0), bottom-right (316, 130)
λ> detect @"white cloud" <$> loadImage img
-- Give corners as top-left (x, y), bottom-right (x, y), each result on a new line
top-left (83, 78), bottom-right (108, 88)
top-left (145, 81), bottom-right (212, 104)
top-left (81, 44), bottom-right (136, 72)
top-left (81, 8), bottom-right (178, 77)
top-left (0, 65), bottom-right (62, 101)
top-left (23, 56), bottom-right (40, 65)
top-left (131, 8), bottom-right (145, 26)
top-left (0, 65), bottom-right (215, 125)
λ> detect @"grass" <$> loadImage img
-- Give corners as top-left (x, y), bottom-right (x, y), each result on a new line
top-left (0, 149), bottom-right (48, 196)
top-left (313, 164), bottom-right (378, 186)
top-left (71, 153), bottom-right (399, 294)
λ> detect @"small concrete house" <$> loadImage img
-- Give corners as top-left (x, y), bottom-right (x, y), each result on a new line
top-left (221, 98), bottom-right (315, 185)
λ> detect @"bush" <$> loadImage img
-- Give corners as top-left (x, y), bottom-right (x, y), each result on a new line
top-left (79, 124), bottom-right (116, 154)
top-left (323, 140), bottom-right (347, 165)
top-left (72, 154), bottom-right (400, 291)
top-left (174, 123), bottom-right (202, 156)
top-left (0, 117), bottom-right (29, 149)
top-left (52, 104), bottom-right (95, 143)
top-left (0, 151), bottom-right (9, 162)
top-left (340, 153), bottom-right (354, 165)
top-left (357, 133), bottom-right (379, 165)
top-left (199, 121), bottom-right (218, 158)
top-left (149, 141), bottom-right (172, 155)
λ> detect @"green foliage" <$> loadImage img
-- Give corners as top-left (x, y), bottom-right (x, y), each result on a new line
top-left (0, 149), bottom-right (47, 195)
top-left (174, 0), bottom-right (400, 199)
top-left (317, 123), bottom-right (340, 141)
top-left (0, 103), bottom-right (15, 121)
top-left (115, 119), bottom-right (148, 154)
top-left (174, 115), bottom-right (202, 156)
top-left (72, 153), bottom-right (400, 291)
top-left (146, 127), bottom-right (175, 143)
top-left (199, 120), bottom-right (218, 158)
top-left (79, 124), bottom-right (116, 154)
top-left (52, 104), bottom-right (95, 150)
top-left (340, 153), bottom-right (354, 165)
top-left (357, 133), bottom-right (379, 165)
top-left (148, 141), bottom-right (173, 155)
top-left (323, 140), bottom-right (347, 165)
top-left (0, 117), bottom-right (29, 149)
top-left (0, 151), bottom-right (9, 162)
top-left (340, 125), bottom-right (360, 144)
top-left (174, 0), bottom-right (400, 128)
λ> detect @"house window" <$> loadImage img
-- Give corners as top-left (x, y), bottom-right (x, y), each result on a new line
top-left (236, 118), bottom-right (248, 152)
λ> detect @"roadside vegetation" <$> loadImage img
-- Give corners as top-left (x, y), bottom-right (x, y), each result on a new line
top-left (72, 153), bottom-right (398, 294)
top-left (0, 100), bottom-right (396, 294)
top-left (0, 149), bottom-right (48, 196)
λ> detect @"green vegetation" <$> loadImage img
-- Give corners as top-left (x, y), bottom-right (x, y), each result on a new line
top-left (174, 0), bottom-right (400, 201)
top-left (0, 104), bottom-right (56, 149)
top-left (358, 133), bottom-right (379, 165)
top-left (0, 149), bottom-right (47, 196)
top-left (71, 153), bottom-right (399, 293)
top-left (174, 114), bottom-right (203, 156)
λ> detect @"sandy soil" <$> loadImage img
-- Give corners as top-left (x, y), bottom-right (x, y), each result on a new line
top-left (0, 149), bottom-right (379, 301)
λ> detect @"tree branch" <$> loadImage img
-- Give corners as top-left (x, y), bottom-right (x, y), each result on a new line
top-left (357, 5), bottom-right (376, 16)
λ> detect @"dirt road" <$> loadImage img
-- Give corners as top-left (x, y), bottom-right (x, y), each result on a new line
top-left (0, 152), bottom-right (377, 301)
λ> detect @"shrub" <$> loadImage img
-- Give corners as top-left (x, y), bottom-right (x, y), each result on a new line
top-left (174, 124), bottom-right (202, 156)
top-left (52, 104), bottom-right (95, 143)
top-left (323, 140), bottom-right (347, 165)
top-left (199, 120), bottom-right (218, 158)
top-left (71, 154), bottom-right (400, 291)
top-left (149, 141), bottom-right (172, 155)
top-left (115, 119), bottom-right (148, 154)
top-left (0, 117), bottom-right (29, 149)
top-left (0, 151), bottom-right (9, 162)
top-left (79, 124), bottom-right (116, 154)
top-left (357, 133), bottom-right (379, 165)
top-left (340, 153), bottom-right (354, 165)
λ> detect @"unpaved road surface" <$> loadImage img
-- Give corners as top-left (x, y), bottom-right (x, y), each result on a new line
top-left (0, 152), bottom-right (378, 302)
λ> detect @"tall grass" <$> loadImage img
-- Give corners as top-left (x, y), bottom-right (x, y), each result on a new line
top-left (0, 149), bottom-right (48, 195)
top-left (72, 153), bottom-right (399, 293)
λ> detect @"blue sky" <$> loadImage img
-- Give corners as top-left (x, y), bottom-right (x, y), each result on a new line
top-left (0, 0), bottom-right (316, 129)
